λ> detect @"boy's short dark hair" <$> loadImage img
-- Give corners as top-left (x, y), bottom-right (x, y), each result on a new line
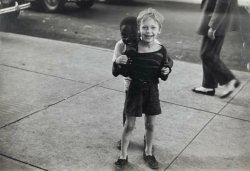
top-left (120, 16), bottom-right (137, 29)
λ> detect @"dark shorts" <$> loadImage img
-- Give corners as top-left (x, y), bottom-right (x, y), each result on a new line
top-left (124, 80), bottom-right (161, 117)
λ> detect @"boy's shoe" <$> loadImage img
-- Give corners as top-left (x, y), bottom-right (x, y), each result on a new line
top-left (117, 140), bottom-right (121, 150)
top-left (143, 152), bottom-right (159, 169)
top-left (115, 156), bottom-right (128, 168)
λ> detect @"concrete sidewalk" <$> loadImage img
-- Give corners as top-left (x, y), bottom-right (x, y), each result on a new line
top-left (0, 32), bottom-right (250, 171)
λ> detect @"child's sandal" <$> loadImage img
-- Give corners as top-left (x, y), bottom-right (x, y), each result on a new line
top-left (115, 156), bottom-right (128, 168)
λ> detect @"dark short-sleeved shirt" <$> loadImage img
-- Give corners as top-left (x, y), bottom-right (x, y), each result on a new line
top-left (129, 45), bottom-right (171, 83)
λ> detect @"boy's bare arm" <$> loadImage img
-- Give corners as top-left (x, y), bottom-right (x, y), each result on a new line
top-left (112, 41), bottom-right (123, 62)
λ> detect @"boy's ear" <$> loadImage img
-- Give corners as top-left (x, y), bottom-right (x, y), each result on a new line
top-left (159, 28), bottom-right (162, 34)
top-left (138, 31), bottom-right (142, 39)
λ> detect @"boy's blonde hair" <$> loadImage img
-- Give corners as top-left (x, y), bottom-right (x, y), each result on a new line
top-left (137, 8), bottom-right (164, 29)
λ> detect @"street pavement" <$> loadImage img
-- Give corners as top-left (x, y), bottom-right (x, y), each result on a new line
top-left (0, 32), bottom-right (250, 171)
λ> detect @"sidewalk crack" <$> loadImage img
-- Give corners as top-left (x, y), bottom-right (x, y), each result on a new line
top-left (0, 64), bottom-right (92, 85)
top-left (0, 153), bottom-right (48, 171)
top-left (164, 114), bottom-right (217, 170)
top-left (0, 107), bottom-right (47, 129)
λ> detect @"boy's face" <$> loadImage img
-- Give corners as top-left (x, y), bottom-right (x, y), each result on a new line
top-left (120, 25), bottom-right (138, 46)
top-left (139, 17), bottom-right (161, 43)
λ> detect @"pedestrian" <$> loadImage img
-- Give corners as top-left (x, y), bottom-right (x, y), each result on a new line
top-left (112, 16), bottom-right (164, 151)
top-left (112, 16), bottom-right (139, 150)
top-left (239, 5), bottom-right (250, 71)
top-left (192, 0), bottom-right (241, 98)
top-left (112, 16), bottom-right (139, 78)
top-left (114, 8), bottom-right (173, 169)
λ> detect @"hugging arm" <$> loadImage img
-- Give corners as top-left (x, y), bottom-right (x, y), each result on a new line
top-left (112, 41), bottom-right (124, 77)
top-left (112, 62), bottom-right (120, 77)
top-left (160, 47), bottom-right (173, 81)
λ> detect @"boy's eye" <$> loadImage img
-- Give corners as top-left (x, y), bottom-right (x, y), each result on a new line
top-left (122, 35), bottom-right (128, 39)
top-left (122, 34), bottom-right (137, 38)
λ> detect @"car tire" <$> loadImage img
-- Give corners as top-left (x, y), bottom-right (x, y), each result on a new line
top-left (76, 0), bottom-right (95, 9)
top-left (40, 0), bottom-right (65, 12)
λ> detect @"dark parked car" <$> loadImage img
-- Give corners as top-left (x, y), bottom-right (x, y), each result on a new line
top-left (0, 0), bottom-right (30, 16)
top-left (30, 0), bottom-right (95, 12)
top-left (0, 0), bottom-right (30, 30)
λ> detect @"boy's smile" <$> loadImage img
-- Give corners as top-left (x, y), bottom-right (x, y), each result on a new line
top-left (140, 17), bottom-right (161, 43)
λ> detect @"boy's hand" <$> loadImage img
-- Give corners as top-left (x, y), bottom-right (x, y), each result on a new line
top-left (161, 67), bottom-right (171, 75)
top-left (115, 55), bottom-right (128, 64)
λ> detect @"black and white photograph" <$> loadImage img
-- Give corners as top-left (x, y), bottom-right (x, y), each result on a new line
top-left (0, 0), bottom-right (250, 170)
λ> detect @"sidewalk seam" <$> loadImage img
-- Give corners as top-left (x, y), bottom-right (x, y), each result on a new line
top-left (160, 100), bottom-right (218, 114)
top-left (164, 113), bottom-right (217, 170)
top-left (217, 114), bottom-right (250, 123)
top-left (46, 84), bottom-right (98, 108)
top-left (0, 153), bottom-right (48, 171)
top-left (0, 85), bottom-right (97, 129)
top-left (164, 80), bottom-right (250, 170)
top-left (0, 80), bottom-right (112, 129)
top-left (0, 107), bottom-right (47, 129)
top-left (98, 86), bottom-right (250, 123)
top-left (1, 64), bottom-right (93, 85)
top-left (98, 85), bottom-right (125, 93)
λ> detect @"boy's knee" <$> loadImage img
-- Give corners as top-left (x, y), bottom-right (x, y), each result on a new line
top-left (145, 123), bottom-right (154, 132)
top-left (125, 122), bottom-right (135, 132)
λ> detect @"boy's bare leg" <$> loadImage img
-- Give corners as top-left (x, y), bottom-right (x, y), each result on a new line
top-left (116, 110), bottom-right (126, 150)
top-left (144, 115), bottom-right (156, 155)
top-left (123, 109), bottom-right (126, 126)
top-left (123, 91), bottom-right (128, 126)
top-left (144, 115), bottom-right (159, 169)
top-left (120, 116), bottom-right (136, 159)
top-left (117, 91), bottom-right (127, 150)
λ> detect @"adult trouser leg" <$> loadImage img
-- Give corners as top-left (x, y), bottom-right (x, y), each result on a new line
top-left (200, 36), bottom-right (235, 88)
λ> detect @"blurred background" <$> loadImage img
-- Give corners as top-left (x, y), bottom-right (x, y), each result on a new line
top-left (1, 0), bottom-right (250, 71)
